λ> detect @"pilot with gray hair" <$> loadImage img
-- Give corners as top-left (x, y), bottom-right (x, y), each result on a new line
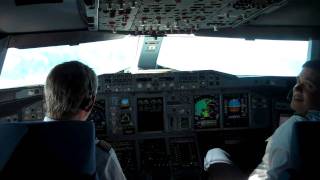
top-left (44, 61), bottom-right (126, 180)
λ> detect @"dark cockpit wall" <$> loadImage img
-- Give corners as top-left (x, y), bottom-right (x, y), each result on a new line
top-left (0, 0), bottom-right (319, 180)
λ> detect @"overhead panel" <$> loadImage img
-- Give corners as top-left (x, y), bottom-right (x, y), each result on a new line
top-left (83, 0), bottom-right (288, 35)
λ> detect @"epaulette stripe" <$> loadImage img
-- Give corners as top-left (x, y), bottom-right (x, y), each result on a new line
top-left (97, 140), bottom-right (112, 152)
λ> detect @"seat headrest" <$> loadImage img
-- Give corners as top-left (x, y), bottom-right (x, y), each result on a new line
top-left (0, 121), bottom-right (96, 180)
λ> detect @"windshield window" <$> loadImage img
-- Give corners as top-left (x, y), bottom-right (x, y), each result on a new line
top-left (0, 35), bottom-right (308, 89)
top-left (0, 36), bottom-right (141, 89)
top-left (157, 35), bottom-right (308, 76)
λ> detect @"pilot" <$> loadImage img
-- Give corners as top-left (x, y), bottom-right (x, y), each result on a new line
top-left (204, 60), bottom-right (320, 180)
top-left (43, 61), bottom-right (126, 180)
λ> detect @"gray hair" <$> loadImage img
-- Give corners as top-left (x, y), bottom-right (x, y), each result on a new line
top-left (44, 61), bottom-right (98, 119)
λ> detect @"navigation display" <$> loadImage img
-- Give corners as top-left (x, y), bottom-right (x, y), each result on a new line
top-left (194, 95), bottom-right (220, 128)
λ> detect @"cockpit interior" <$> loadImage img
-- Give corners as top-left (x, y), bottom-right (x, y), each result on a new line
top-left (1, 0), bottom-right (320, 179)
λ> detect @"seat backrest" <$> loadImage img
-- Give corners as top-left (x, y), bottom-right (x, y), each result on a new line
top-left (0, 121), bottom-right (96, 180)
top-left (290, 121), bottom-right (320, 179)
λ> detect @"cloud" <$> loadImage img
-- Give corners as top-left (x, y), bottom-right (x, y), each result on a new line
top-left (157, 37), bottom-right (308, 76)
top-left (0, 37), bottom-right (141, 89)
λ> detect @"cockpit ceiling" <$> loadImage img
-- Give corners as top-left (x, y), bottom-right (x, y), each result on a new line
top-left (0, 0), bottom-right (320, 42)
top-left (0, 0), bottom-right (87, 33)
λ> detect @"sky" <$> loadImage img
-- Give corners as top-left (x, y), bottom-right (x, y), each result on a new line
top-left (0, 35), bottom-right (308, 89)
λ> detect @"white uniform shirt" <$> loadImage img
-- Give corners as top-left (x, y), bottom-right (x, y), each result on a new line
top-left (95, 143), bottom-right (126, 180)
top-left (249, 111), bottom-right (320, 180)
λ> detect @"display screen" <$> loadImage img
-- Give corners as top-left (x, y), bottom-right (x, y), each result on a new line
top-left (120, 98), bottom-right (130, 109)
top-left (223, 94), bottom-right (249, 127)
top-left (194, 95), bottom-right (220, 128)
top-left (137, 97), bottom-right (164, 132)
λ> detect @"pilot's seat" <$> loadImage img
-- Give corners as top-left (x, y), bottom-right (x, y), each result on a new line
top-left (286, 121), bottom-right (320, 180)
top-left (0, 121), bottom-right (96, 180)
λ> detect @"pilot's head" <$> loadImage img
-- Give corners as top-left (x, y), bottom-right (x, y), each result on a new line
top-left (291, 60), bottom-right (320, 115)
top-left (44, 61), bottom-right (98, 121)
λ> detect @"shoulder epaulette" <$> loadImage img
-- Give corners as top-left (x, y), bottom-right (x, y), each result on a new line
top-left (96, 140), bottom-right (112, 152)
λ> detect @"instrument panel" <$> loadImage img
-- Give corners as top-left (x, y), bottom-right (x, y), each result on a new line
top-left (96, 70), bottom-right (280, 137)
top-left (0, 70), bottom-right (295, 179)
